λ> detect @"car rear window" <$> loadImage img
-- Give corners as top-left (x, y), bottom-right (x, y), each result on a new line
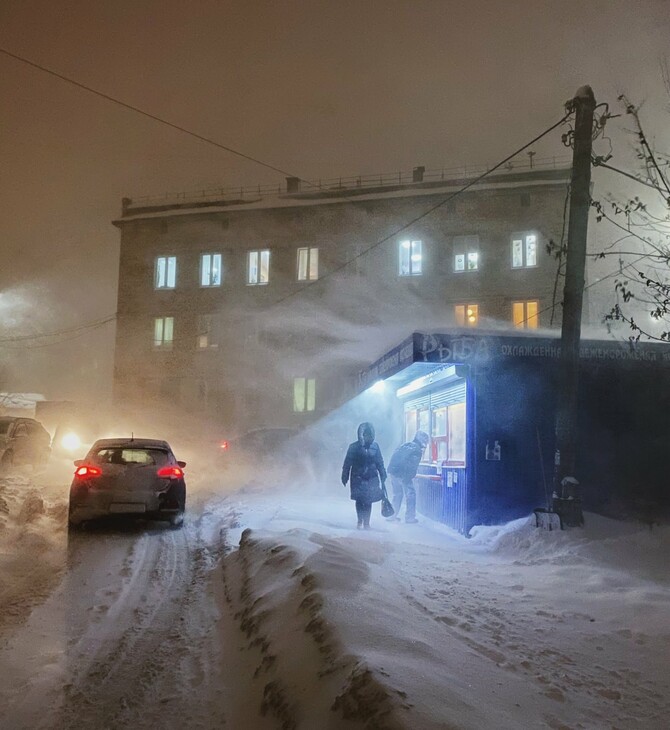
top-left (93, 448), bottom-right (170, 466)
top-left (0, 420), bottom-right (12, 435)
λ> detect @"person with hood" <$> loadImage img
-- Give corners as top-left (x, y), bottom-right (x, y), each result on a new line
top-left (341, 422), bottom-right (387, 530)
top-left (387, 430), bottom-right (429, 524)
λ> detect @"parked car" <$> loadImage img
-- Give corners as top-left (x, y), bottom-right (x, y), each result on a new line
top-left (0, 417), bottom-right (52, 472)
top-left (218, 427), bottom-right (324, 481)
top-left (68, 437), bottom-right (186, 529)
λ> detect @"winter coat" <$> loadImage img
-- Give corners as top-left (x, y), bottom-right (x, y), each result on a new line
top-left (388, 440), bottom-right (424, 482)
top-left (341, 440), bottom-right (387, 503)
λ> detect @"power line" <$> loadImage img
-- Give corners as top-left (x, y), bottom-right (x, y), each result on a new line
top-left (270, 112), bottom-right (573, 309)
top-left (0, 46), bottom-right (315, 189)
top-left (0, 315), bottom-right (116, 346)
top-left (0, 113), bottom-right (572, 345)
top-left (594, 161), bottom-right (665, 192)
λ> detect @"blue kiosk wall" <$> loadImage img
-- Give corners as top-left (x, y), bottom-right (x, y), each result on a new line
top-left (359, 332), bottom-right (670, 535)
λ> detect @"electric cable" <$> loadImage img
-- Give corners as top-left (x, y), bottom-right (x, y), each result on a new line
top-left (270, 112), bottom-right (573, 309)
top-left (0, 46), bottom-right (316, 190)
top-left (0, 314), bottom-right (116, 343)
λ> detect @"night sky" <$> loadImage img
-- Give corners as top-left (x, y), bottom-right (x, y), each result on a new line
top-left (1, 0), bottom-right (668, 398)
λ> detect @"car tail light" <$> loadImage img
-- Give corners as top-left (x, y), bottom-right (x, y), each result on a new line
top-left (74, 465), bottom-right (102, 478)
top-left (157, 466), bottom-right (184, 479)
top-left (220, 440), bottom-right (229, 451)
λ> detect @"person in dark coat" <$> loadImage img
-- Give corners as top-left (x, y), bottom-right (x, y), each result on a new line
top-left (387, 430), bottom-right (429, 523)
top-left (341, 422), bottom-right (387, 530)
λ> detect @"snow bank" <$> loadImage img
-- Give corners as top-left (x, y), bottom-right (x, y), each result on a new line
top-left (217, 489), bottom-right (670, 729)
top-left (0, 473), bottom-right (68, 630)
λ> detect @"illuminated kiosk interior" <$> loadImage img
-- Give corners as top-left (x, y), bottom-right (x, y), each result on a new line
top-left (359, 331), bottom-right (670, 535)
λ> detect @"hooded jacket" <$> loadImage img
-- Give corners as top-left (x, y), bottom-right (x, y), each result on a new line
top-left (341, 422), bottom-right (387, 503)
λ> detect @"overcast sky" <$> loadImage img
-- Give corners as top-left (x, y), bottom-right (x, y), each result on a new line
top-left (1, 0), bottom-right (669, 398)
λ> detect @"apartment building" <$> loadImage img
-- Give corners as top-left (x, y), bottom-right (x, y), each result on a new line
top-left (112, 162), bottom-right (572, 433)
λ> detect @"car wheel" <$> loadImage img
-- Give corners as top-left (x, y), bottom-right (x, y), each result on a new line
top-left (169, 511), bottom-right (185, 529)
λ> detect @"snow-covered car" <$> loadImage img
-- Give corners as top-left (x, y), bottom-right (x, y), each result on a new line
top-left (67, 437), bottom-right (186, 529)
top-left (0, 416), bottom-right (52, 472)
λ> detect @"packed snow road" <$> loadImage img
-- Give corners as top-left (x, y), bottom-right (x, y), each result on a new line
top-left (1, 469), bottom-right (669, 730)
top-left (0, 474), bottom-right (236, 730)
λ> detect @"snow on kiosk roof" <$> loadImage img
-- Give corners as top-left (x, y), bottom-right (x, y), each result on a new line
top-left (359, 331), bottom-right (670, 535)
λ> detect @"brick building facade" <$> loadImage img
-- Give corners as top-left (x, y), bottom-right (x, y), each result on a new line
top-left (112, 164), bottom-right (573, 434)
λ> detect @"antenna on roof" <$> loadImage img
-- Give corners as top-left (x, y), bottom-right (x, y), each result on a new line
top-left (131, 431), bottom-right (134, 442)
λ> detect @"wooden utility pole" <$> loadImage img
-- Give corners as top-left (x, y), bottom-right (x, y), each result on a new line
top-left (553, 85), bottom-right (596, 527)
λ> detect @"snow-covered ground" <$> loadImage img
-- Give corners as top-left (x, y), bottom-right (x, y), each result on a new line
top-left (0, 465), bottom-right (668, 729)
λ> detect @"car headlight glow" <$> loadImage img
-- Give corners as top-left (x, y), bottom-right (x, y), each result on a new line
top-left (61, 432), bottom-right (82, 452)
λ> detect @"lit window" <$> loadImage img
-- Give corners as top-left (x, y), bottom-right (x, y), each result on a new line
top-left (153, 316), bottom-right (174, 348)
top-left (297, 247), bottom-right (319, 281)
top-left (399, 240), bottom-right (422, 276)
top-left (248, 250), bottom-right (270, 285)
top-left (200, 253), bottom-right (222, 287)
top-left (511, 233), bottom-right (538, 268)
top-left (429, 402), bottom-right (466, 465)
top-left (293, 377), bottom-right (316, 412)
top-left (455, 304), bottom-right (479, 327)
top-left (196, 314), bottom-right (218, 349)
top-left (155, 256), bottom-right (176, 289)
top-left (453, 236), bottom-right (479, 272)
top-left (513, 300), bottom-right (539, 329)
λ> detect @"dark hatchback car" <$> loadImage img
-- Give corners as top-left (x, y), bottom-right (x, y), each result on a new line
top-left (0, 417), bottom-right (52, 472)
top-left (68, 437), bottom-right (186, 529)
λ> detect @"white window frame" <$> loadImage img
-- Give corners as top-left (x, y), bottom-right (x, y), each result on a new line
top-left (248, 250), bottom-right (270, 285)
top-left (293, 377), bottom-right (316, 412)
top-left (297, 247), bottom-right (319, 281)
top-left (155, 256), bottom-right (177, 289)
top-left (453, 235), bottom-right (480, 272)
top-left (153, 316), bottom-right (174, 349)
top-left (200, 253), bottom-right (222, 287)
top-left (398, 239), bottom-right (423, 277)
top-left (512, 300), bottom-right (539, 329)
top-left (511, 232), bottom-right (538, 269)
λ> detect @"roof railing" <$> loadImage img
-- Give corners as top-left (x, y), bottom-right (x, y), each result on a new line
top-left (125, 155), bottom-right (571, 211)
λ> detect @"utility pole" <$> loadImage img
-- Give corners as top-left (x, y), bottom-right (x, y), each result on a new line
top-left (552, 85), bottom-right (596, 527)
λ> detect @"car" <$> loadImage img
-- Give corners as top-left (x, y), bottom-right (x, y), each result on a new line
top-left (0, 416), bottom-right (52, 472)
top-left (67, 437), bottom-right (186, 529)
top-left (218, 427), bottom-right (325, 481)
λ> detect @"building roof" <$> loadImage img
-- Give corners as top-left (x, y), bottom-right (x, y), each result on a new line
top-left (114, 163), bottom-right (571, 225)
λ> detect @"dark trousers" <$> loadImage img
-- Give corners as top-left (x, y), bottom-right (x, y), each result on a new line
top-left (355, 500), bottom-right (372, 527)
top-left (391, 475), bottom-right (416, 521)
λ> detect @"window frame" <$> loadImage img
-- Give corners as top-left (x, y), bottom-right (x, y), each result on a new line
top-left (293, 377), bottom-right (316, 412)
top-left (398, 239), bottom-right (423, 277)
top-left (247, 249), bottom-right (270, 285)
top-left (454, 303), bottom-right (479, 327)
top-left (196, 313), bottom-right (218, 349)
top-left (200, 253), bottom-right (222, 287)
top-left (155, 255), bottom-right (177, 289)
top-left (153, 316), bottom-right (174, 349)
top-left (512, 299), bottom-right (540, 329)
top-left (453, 235), bottom-right (480, 273)
top-left (511, 232), bottom-right (538, 269)
top-left (297, 247), bottom-right (319, 281)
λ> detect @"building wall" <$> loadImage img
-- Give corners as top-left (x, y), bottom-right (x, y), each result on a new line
top-left (113, 170), bottom-right (571, 433)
